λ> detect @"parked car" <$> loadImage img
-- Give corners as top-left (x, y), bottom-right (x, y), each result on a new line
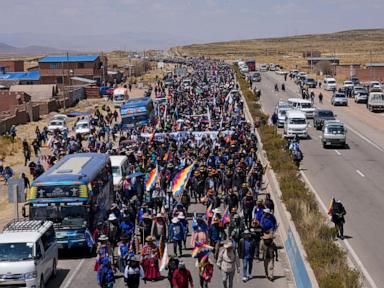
top-left (75, 119), bottom-right (91, 135)
top-left (251, 72), bottom-right (261, 82)
top-left (260, 64), bottom-right (268, 72)
top-left (367, 92), bottom-right (384, 112)
top-left (47, 119), bottom-right (68, 133)
top-left (313, 109), bottom-right (336, 130)
top-left (331, 92), bottom-right (348, 106)
top-left (342, 80), bottom-right (354, 89)
top-left (322, 120), bottom-right (347, 148)
top-left (350, 76), bottom-right (360, 86)
top-left (305, 78), bottom-right (317, 88)
top-left (52, 114), bottom-right (67, 122)
top-left (369, 81), bottom-right (382, 90)
top-left (353, 85), bottom-right (369, 103)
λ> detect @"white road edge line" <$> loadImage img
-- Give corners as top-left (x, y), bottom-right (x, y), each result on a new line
top-left (356, 169), bottom-right (365, 178)
top-left (345, 124), bottom-right (384, 153)
top-left (62, 258), bottom-right (85, 288)
top-left (300, 171), bottom-right (378, 288)
top-left (334, 150), bottom-right (341, 156)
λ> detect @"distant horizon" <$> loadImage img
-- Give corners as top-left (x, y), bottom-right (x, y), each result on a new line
top-left (0, 28), bottom-right (383, 54)
top-left (1, 0), bottom-right (384, 51)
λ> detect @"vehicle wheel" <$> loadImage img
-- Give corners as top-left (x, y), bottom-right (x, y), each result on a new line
top-left (51, 259), bottom-right (57, 279)
top-left (40, 276), bottom-right (45, 288)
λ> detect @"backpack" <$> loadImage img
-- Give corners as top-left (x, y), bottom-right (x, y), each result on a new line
top-left (202, 263), bottom-right (213, 281)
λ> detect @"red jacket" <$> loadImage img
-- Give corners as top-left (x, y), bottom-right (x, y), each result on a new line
top-left (172, 268), bottom-right (193, 288)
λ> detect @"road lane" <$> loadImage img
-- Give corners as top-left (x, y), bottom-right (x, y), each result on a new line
top-left (257, 71), bottom-right (384, 288)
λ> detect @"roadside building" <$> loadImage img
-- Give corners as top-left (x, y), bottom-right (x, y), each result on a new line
top-left (0, 60), bottom-right (24, 72)
top-left (0, 91), bottom-right (40, 134)
top-left (306, 56), bottom-right (340, 67)
top-left (336, 63), bottom-right (384, 82)
top-left (10, 84), bottom-right (59, 115)
top-left (38, 55), bottom-right (108, 86)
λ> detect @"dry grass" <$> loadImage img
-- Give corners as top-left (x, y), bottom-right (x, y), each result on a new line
top-left (173, 29), bottom-right (384, 70)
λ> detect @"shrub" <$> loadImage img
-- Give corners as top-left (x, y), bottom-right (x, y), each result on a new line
top-left (233, 65), bottom-right (361, 288)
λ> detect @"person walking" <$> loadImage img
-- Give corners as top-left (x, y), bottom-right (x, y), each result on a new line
top-left (217, 241), bottom-right (240, 288)
top-left (22, 139), bottom-right (31, 166)
top-left (237, 230), bottom-right (256, 282)
top-left (319, 92), bottom-right (323, 104)
top-left (97, 257), bottom-right (115, 288)
top-left (169, 217), bottom-right (185, 257)
top-left (328, 198), bottom-right (347, 239)
top-left (124, 256), bottom-right (144, 288)
top-left (261, 232), bottom-right (277, 281)
top-left (198, 255), bottom-right (213, 288)
top-left (172, 261), bottom-right (194, 288)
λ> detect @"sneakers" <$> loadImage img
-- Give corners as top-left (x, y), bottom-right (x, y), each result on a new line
top-left (242, 277), bottom-right (247, 282)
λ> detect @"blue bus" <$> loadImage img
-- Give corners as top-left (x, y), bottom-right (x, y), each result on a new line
top-left (26, 153), bottom-right (113, 249)
top-left (120, 97), bottom-right (155, 128)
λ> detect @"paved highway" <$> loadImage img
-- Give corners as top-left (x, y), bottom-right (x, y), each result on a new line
top-left (257, 71), bottom-right (384, 288)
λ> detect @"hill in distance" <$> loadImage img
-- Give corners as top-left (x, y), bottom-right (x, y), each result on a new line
top-left (0, 42), bottom-right (78, 57)
top-left (171, 29), bottom-right (384, 68)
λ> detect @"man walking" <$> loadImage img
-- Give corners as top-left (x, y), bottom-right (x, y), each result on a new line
top-left (261, 232), bottom-right (277, 281)
top-left (217, 241), bottom-right (240, 288)
top-left (237, 230), bottom-right (256, 282)
top-left (172, 262), bottom-right (194, 288)
top-left (329, 198), bottom-right (347, 240)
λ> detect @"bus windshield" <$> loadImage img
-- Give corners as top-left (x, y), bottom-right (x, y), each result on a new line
top-left (30, 205), bottom-right (87, 227)
top-left (122, 114), bottom-right (148, 125)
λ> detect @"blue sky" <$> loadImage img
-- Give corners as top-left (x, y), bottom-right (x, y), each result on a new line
top-left (1, 0), bottom-right (383, 50)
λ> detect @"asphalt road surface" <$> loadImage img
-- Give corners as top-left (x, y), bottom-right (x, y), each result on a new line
top-left (257, 71), bottom-right (384, 288)
top-left (48, 200), bottom-right (294, 288)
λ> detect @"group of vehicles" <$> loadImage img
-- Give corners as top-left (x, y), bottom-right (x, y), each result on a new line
top-left (275, 98), bottom-right (347, 148)
top-left (0, 153), bottom-right (115, 287)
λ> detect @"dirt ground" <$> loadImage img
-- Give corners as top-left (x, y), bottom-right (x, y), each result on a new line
top-left (0, 85), bottom-right (150, 229)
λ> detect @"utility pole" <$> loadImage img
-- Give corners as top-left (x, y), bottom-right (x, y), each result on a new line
top-left (61, 61), bottom-right (66, 111)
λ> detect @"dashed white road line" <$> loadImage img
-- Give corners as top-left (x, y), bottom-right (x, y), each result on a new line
top-left (356, 169), bottom-right (365, 178)
top-left (345, 124), bottom-right (384, 153)
top-left (300, 171), bottom-right (378, 288)
top-left (334, 150), bottom-right (342, 155)
top-left (62, 258), bottom-right (85, 288)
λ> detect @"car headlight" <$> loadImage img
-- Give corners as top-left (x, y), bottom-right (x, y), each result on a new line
top-left (24, 271), bottom-right (37, 279)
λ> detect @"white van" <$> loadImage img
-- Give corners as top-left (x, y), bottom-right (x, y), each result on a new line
top-left (110, 155), bottom-right (129, 191)
top-left (323, 77), bottom-right (337, 91)
top-left (0, 220), bottom-right (58, 288)
top-left (284, 110), bottom-right (308, 138)
top-left (113, 87), bottom-right (129, 107)
top-left (287, 98), bottom-right (316, 118)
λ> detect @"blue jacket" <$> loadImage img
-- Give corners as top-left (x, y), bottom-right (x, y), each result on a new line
top-left (209, 223), bottom-right (222, 242)
top-left (97, 266), bottom-right (115, 285)
top-left (260, 214), bottom-right (277, 232)
top-left (169, 222), bottom-right (185, 241)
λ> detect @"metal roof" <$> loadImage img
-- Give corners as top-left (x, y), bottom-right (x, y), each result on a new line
top-left (70, 76), bottom-right (97, 84)
top-left (121, 97), bottom-right (152, 108)
top-left (0, 71), bottom-right (40, 81)
top-left (32, 153), bottom-right (110, 185)
top-left (366, 63), bottom-right (384, 67)
top-left (38, 55), bottom-right (99, 63)
top-left (306, 56), bottom-right (339, 61)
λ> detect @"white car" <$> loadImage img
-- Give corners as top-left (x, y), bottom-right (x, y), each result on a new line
top-left (75, 120), bottom-right (91, 135)
top-left (369, 81), bottom-right (382, 89)
top-left (342, 80), bottom-right (354, 89)
top-left (47, 119), bottom-right (68, 133)
top-left (52, 114), bottom-right (67, 121)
